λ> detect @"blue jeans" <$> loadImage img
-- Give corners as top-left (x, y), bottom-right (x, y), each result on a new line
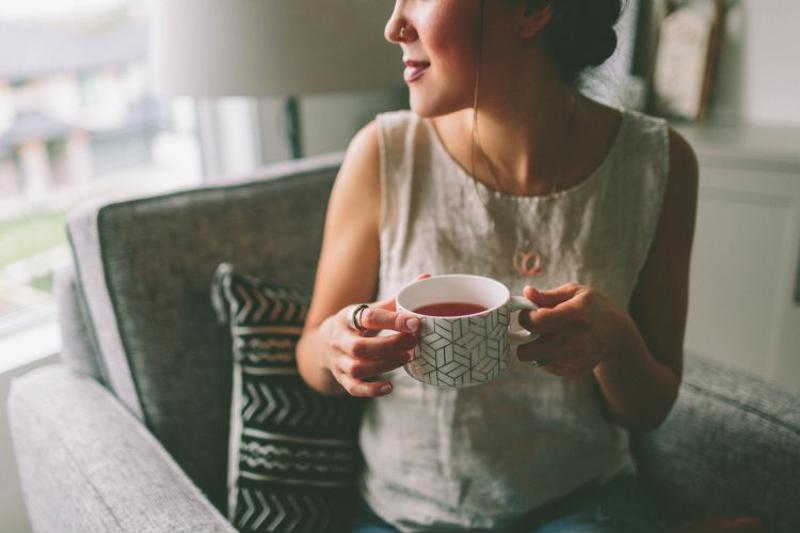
top-left (350, 475), bottom-right (669, 533)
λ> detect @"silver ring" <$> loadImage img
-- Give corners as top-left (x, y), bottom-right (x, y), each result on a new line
top-left (346, 303), bottom-right (370, 333)
top-left (530, 359), bottom-right (546, 367)
top-left (399, 25), bottom-right (407, 39)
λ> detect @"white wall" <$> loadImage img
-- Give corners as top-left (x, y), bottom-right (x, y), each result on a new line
top-left (712, 0), bottom-right (800, 126)
top-left (743, 0), bottom-right (800, 126)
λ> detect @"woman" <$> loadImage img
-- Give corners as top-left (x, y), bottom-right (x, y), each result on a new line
top-left (296, 0), bottom-right (698, 531)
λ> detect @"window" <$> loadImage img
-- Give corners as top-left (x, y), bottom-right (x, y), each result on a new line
top-left (0, 1), bottom-right (408, 347)
top-left (0, 0), bottom-right (202, 340)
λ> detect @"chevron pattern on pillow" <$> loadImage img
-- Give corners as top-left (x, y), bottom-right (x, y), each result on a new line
top-left (211, 263), bottom-right (363, 533)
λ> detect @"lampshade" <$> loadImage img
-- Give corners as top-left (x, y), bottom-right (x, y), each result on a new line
top-left (148, 0), bottom-right (402, 97)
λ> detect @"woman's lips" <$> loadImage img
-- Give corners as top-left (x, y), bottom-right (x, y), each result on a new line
top-left (403, 61), bottom-right (430, 83)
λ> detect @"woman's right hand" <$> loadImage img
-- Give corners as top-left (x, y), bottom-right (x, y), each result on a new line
top-left (318, 274), bottom-right (431, 397)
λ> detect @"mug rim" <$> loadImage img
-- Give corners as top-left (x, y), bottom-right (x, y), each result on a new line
top-left (397, 274), bottom-right (510, 318)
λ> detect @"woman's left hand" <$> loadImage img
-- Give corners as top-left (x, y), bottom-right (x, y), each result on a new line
top-left (517, 283), bottom-right (635, 379)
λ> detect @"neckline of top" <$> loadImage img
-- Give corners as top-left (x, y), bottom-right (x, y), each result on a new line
top-left (422, 107), bottom-right (630, 203)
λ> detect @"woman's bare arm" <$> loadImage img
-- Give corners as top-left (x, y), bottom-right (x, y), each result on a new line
top-left (295, 120), bottom-right (383, 396)
top-left (593, 127), bottom-right (699, 432)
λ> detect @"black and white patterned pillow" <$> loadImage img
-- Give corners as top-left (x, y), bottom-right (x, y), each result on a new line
top-left (211, 263), bottom-right (363, 533)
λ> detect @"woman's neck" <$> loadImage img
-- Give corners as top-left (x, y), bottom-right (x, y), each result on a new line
top-left (434, 82), bottom-right (583, 197)
top-left (474, 85), bottom-right (581, 195)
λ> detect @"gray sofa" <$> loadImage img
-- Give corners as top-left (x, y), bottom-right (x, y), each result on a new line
top-left (7, 153), bottom-right (800, 532)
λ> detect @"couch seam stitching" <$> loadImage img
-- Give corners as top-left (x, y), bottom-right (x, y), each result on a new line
top-left (684, 381), bottom-right (800, 437)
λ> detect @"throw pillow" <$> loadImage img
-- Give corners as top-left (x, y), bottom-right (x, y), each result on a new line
top-left (211, 263), bottom-right (364, 533)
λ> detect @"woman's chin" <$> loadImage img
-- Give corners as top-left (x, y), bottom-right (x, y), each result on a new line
top-left (409, 94), bottom-right (461, 119)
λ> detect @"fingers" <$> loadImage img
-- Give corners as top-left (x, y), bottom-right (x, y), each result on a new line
top-left (518, 307), bottom-right (561, 336)
top-left (336, 330), bottom-right (418, 359)
top-left (517, 330), bottom-right (590, 361)
top-left (359, 306), bottom-right (421, 336)
top-left (335, 350), bottom-right (412, 381)
top-left (519, 300), bottom-right (586, 335)
top-left (329, 324), bottom-right (419, 397)
top-left (335, 371), bottom-right (394, 397)
top-left (539, 361), bottom-right (593, 380)
top-left (330, 273), bottom-right (430, 398)
top-left (516, 334), bottom-right (595, 380)
top-left (518, 284), bottom-right (585, 336)
top-left (516, 333), bottom-right (561, 363)
top-left (357, 273), bottom-right (430, 334)
top-left (523, 283), bottom-right (581, 308)
top-left (329, 345), bottom-right (412, 397)
top-left (332, 348), bottom-right (409, 397)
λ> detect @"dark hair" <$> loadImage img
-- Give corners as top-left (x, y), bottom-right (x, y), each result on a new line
top-left (523, 0), bottom-right (623, 84)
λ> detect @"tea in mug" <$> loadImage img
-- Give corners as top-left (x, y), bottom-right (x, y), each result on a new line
top-left (413, 302), bottom-right (488, 317)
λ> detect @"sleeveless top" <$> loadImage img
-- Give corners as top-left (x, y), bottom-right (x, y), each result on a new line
top-left (359, 108), bottom-right (670, 531)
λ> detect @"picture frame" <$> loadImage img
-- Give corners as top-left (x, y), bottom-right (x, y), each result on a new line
top-left (650, 0), bottom-right (725, 122)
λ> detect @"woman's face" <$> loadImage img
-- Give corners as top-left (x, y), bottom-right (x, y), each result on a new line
top-left (384, 0), bottom-right (523, 118)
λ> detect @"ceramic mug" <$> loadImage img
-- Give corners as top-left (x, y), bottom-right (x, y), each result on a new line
top-left (396, 274), bottom-right (539, 388)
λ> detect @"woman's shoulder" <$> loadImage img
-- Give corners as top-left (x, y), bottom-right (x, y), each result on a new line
top-left (665, 127), bottom-right (697, 173)
top-left (611, 103), bottom-right (697, 188)
top-left (341, 119), bottom-right (381, 191)
top-left (580, 99), bottom-right (671, 172)
top-left (375, 108), bottom-right (419, 126)
top-left (345, 110), bottom-right (427, 178)
top-left (374, 109), bottom-right (424, 144)
top-left (581, 96), bottom-right (668, 143)
top-left (617, 106), bottom-right (671, 151)
top-left (664, 126), bottom-right (699, 212)
top-left (337, 109), bottom-right (432, 214)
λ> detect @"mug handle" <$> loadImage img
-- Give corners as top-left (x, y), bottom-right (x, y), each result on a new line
top-left (507, 296), bottom-right (540, 350)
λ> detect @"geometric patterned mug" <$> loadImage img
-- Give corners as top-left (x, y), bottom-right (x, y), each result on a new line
top-left (396, 274), bottom-right (540, 388)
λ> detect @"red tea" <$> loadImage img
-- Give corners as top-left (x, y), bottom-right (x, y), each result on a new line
top-left (413, 302), bottom-right (488, 317)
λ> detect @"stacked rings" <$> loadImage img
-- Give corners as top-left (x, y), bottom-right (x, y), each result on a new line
top-left (346, 303), bottom-right (370, 333)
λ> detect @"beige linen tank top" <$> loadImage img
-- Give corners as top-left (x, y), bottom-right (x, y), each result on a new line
top-left (359, 108), bottom-right (670, 531)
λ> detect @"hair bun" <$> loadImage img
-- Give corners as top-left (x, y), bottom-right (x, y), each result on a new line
top-left (545, 0), bottom-right (623, 82)
top-left (587, 0), bottom-right (622, 27)
top-left (581, 26), bottom-right (618, 67)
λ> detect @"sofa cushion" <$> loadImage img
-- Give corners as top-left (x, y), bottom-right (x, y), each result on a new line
top-left (211, 263), bottom-right (363, 533)
top-left (635, 354), bottom-right (800, 531)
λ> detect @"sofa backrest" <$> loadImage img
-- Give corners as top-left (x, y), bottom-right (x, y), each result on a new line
top-left (56, 264), bottom-right (106, 384)
top-left (64, 153), bottom-right (342, 511)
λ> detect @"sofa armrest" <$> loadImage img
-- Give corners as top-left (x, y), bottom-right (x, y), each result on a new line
top-left (8, 364), bottom-right (236, 533)
top-left (635, 354), bottom-right (800, 531)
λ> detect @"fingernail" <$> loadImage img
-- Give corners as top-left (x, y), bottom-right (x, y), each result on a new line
top-left (406, 317), bottom-right (420, 332)
top-left (379, 384), bottom-right (393, 395)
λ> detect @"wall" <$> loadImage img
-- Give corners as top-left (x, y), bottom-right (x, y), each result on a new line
top-left (710, 0), bottom-right (800, 126)
top-left (300, 87), bottom-right (408, 157)
top-left (198, 87), bottom-right (408, 182)
top-left (742, 0), bottom-right (800, 126)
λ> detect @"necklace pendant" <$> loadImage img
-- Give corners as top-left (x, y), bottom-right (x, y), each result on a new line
top-left (513, 248), bottom-right (545, 278)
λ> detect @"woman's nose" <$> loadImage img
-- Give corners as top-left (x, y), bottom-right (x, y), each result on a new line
top-left (384, 10), bottom-right (414, 43)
